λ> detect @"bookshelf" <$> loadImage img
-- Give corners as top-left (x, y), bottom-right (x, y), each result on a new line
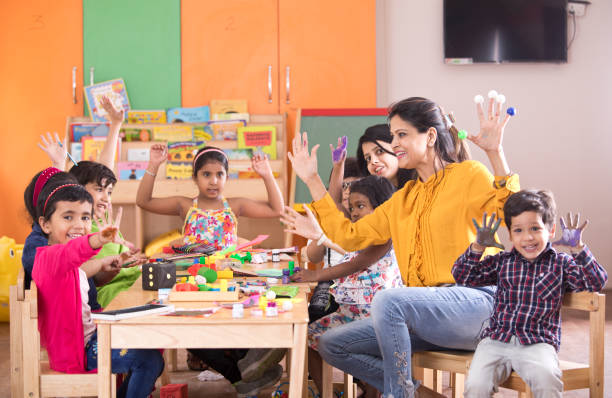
top-left (66, 114), bottom-right (288, 249)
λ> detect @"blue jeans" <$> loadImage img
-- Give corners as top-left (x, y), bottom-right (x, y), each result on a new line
top-left (319, 286), bottom-right (495, 398)
top-left (85, 332), bottom-right (164, 398)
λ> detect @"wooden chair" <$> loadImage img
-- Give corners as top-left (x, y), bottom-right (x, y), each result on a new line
top-left (9, 269), bottom-right (25, 398)
top-left (412, 291), bottom-right (606, 398)
top-left (21, 281), bottom-right (116, 397)
top-left (321, 360), bottom-right (357, 398)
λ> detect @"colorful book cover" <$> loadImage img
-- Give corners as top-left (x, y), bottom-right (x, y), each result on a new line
top-left (70, 142), bottom-right (82, 163)
top-left (224, 148), bottom-right (253, 160)
top-left (127, 110), bottom-right (167, 124)
top-left (120, 127), bottom-right (152, 142)
top-left (166, 106), bottom-right (211, 123)
top-left (84, 78), bottom-right (130, 122)
top-left (210, 99), bottom-right (248, 116)
top-left (117, 161), bottom-right (148, 180)
top-left (81, 136), bottom-right (120, 162)
top-left (167, 141), bottom-right (206, 163)
top-left (193, 124), bottom-right (213, 142)
top-left (209, 120), bottom-right (246, 141)
top-left (127, 148), bottom-right (150, 162)
top-left (237, 125), bottom-right (277, 159)
top-left (165, 162), bottom-right (193, 180)
top-left (212, 112), bottom-right (250, 123)
top-left (152, 125), bottom-right (193, 141)
top-left (70, 122), bottom-right (110, 142)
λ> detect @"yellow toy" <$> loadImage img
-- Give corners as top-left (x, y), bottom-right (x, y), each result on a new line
top-left (144, 229), bottom-right (182, 257)
top-left (0, 236), bottom-right (23, 322)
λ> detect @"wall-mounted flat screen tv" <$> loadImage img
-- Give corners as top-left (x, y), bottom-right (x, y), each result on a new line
top-left (444, 0), bottom-right (568, 63)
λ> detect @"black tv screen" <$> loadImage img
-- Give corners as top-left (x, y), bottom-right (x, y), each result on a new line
top-left (444, 0), bottom-right (568, 63)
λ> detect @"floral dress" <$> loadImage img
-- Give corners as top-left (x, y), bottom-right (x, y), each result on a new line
top-left (308, 246), bottom-right (403, 350)
top-left (182, 197), bottom-right (238, 251)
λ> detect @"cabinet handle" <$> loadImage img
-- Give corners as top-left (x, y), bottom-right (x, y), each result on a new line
top-left (267, 65), bottom-right (272, 103)
top-left (89, 67), bottom-right (94, 86)
top-left (285, 66), bottom-right (291, 104)
top-left (72, 66), bottom-right (77, 104)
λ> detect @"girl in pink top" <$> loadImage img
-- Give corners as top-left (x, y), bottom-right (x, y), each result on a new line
top-left (32, 182), bottom-right (163, 398)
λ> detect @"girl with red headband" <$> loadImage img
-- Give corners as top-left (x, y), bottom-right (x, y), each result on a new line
top-left (31, 182), bottom-right (161, 397)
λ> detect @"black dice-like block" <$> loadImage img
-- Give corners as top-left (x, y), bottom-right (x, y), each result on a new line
top-left (142, 261), bottom-right (176, 290)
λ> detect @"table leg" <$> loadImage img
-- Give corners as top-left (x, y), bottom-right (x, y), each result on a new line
top-left (97, 324), bottom-right (112, 398)
top-left (289, 323), bottom-right (307, 398)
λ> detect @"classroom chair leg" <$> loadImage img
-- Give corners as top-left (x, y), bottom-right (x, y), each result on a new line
top-left (321, 360), bottom-right (333, 398)
top-left (343, 372), bottom-right (355, 398)
top-left (452, 373), bottom-right (464, 398)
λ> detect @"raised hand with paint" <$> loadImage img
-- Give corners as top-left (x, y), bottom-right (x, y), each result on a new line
top-left (471, 212), bottom-right (505, 252)
top-left (552, 212), bottom-right (588, 253)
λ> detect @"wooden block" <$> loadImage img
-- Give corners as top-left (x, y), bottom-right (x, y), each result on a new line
top-left (160, 383), bottom-right (188, 398)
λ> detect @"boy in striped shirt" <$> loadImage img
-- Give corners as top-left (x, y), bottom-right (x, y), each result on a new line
top-left (452, 189), bottom-right (607, 398)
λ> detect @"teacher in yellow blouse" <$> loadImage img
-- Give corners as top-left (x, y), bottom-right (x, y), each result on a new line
top-left (284, 96), bottom-right (519, 397)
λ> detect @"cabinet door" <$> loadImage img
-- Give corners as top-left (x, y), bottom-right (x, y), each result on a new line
top-left (83, 0), bottom-right (181, 111)
top-left (0, 0), bottom-right (83, 240)
top-left (181, 0), bottom-right (279, 113)
top-left (278, 0), bottom-right (377, 141)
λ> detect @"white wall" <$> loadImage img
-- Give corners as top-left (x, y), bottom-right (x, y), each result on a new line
top-left (376, 0), bottom-right (612, 278)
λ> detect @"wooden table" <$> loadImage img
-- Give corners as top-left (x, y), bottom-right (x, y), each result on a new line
top-left (95, 264), bottom-right (310, 398)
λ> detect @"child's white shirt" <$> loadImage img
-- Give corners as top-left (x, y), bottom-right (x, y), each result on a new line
top-left (78, 269), bottom-right (96, 344)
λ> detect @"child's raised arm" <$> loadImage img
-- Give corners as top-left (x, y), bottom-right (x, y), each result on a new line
top-left (229, 153), bottom-right (284, 217)
top-left (136, 143), bottom-right (190, 216)
top-left (553, 212), bottom-right (608, 292)
top-left (328, 136), bottom-right (347, 209)
top-left (291, 241), bottom-right (391, 283)
top-left (98, 96), bottom-right (124, 170)
top-left (37, 132), bottom-right (67, 170)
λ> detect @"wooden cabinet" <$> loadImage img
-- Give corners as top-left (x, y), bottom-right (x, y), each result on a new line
top-left (83, 0), bottom-right (182, 111)
top-left (181, 0), bottom-right (377, 144)
top-left (0, 0), bottom-right (83, 241)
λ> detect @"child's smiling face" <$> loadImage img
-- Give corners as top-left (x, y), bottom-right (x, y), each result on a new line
top-left (348, 192), bottom-right (374, 222)
top-left (84, 178), bottom-right (113, 220)
top-left (509, 211), bottom-right (555, 261)
top-left (361, 141), bottom-right (398, 182)
top-left (40, 200), bottom-right (93, 245)
top-left (194, 161), bottom-right (227, 199)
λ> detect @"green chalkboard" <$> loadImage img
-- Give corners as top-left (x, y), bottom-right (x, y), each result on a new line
top-left (293, 110), bottom-right (388, 204)
top-left (83, 0), bottom-right (181, 114)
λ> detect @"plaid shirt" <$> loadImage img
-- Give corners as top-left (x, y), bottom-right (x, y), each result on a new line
top-left (452, 243), bottom-right (607, 351)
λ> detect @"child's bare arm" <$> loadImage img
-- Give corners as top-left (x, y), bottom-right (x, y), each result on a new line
top-left (97, 96), bottom-right (124, 170)
top-left (328, 136), bottom-right (347, 208)
top-left (81, 256), bottom-right (121, 278)
top-left (136, 143), bottom-right (187, 216)
top-left (230, 154), bottom-right (284, 217)
top-left (291, 241), bottom-right (391, 283)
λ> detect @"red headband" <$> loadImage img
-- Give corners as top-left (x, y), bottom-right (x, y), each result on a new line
top-left (43, 184), bottom-right (79, 216)
top-left (33, 167), bottom-right (61, 207)
top-left (193, 148), bottom-right (228, 167)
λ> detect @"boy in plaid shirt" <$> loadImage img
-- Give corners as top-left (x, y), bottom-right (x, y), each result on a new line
top-left (452, 190), bottom-right (607, 398)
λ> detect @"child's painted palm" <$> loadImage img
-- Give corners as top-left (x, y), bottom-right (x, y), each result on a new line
top-left (472, 212), bottom-right (505, 250)
top-left (553, 212), bottom-right (588, 248)
top-left (331, 135), bottom-right (347, 164)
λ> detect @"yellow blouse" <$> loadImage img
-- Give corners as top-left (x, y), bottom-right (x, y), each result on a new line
top-left (311, 160), bottom-right (520, 287)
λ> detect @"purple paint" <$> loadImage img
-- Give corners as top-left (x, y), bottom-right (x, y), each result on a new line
top-left (332, 135), bottom-right (348, 162)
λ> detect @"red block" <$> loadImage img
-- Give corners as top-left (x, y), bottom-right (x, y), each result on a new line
top-left (160, 383), bottom-right (188, 398)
